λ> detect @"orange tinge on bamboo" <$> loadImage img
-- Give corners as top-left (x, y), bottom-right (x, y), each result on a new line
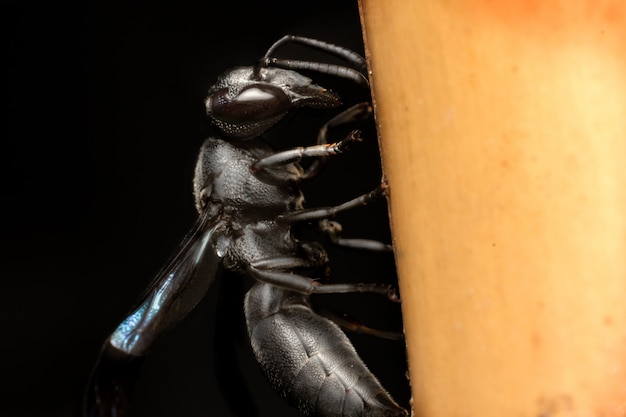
top-left (359, 1), bottom-right (626, 416)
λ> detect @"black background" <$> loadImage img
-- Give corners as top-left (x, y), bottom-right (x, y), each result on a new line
top-left (2, 1), bottom-right (409, 416)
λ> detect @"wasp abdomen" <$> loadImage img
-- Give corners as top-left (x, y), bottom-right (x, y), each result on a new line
top-left (245, 283), bottom-right (407, 417)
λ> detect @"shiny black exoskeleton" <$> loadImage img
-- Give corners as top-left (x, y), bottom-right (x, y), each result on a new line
top-left (85, 35), bottom-right (408, 417)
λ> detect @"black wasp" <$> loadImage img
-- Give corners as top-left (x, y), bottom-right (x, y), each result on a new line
top-left (85, 35), bottom-right (408, 417)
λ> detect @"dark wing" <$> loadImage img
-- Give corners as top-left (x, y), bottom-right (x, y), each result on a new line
top-left (85, 207), bottom-right (223, 417)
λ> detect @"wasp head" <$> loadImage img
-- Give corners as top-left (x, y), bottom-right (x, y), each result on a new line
top-left (205, 67), bottom-right (340, 140)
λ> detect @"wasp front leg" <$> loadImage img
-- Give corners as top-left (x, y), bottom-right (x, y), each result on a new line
top-left (251, 129), bottom-right (362, 173)
top-left (251, 102), bottom-right (372, 176)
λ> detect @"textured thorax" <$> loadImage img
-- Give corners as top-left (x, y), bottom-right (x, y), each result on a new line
top-left (193, 137), bottom-right (303, 268)
top-left (193, 137), bottom-right (302, 214)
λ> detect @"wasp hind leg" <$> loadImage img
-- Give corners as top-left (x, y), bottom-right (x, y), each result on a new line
top-left (248, 257), bottom-right (399, 303)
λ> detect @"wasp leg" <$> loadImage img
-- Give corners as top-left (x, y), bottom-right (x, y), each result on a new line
top-left (248, 259), bottom-right (399, 302)
top-left (315, 103), bottom-right (372, 147)
top-left (302, 102), bottom-right (373, 179)
top-left (318, 218), bottom-right (392, 252)
top-left (252, 102), bottom-right (373, 185)
top-left (278, 182), bottom-right (387, 224)
top-left (250, 255), bottom-right (319, 271)
top-left (316, 308), bottom-right (404, 341)
top-left (249, 242), bottom-right (329, 273)
top-left (251, 129), bottom-right (362, 173)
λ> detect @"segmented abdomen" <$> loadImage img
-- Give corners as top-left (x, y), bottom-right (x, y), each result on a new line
top-left (244, 282), bottom-right (407, 417)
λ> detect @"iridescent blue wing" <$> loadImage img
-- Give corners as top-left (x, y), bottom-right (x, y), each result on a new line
top-left (85, 207), bottom-right (223, 417)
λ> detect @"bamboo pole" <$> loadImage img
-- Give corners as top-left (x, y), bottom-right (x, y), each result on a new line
top-left (359, 1), bottom-right (626, 416)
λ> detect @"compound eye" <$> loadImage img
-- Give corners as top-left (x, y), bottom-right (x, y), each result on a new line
top-left (208, 84), bottom-right (292, 123)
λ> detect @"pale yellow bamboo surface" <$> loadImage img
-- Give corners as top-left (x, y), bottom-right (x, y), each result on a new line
top-left (359, 1), bottom-right (626, 416)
